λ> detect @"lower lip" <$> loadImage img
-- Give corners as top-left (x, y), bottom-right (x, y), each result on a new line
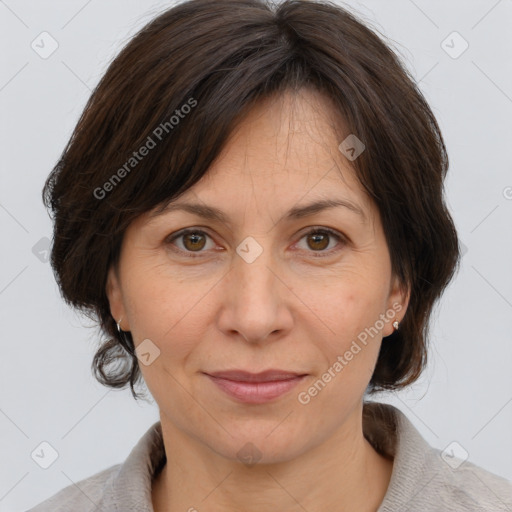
top-left (206, 374), bottom-right (307, 404)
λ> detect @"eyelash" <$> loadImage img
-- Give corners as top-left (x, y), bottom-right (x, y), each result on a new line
top-left (166, 227), bottom-right (347, 259)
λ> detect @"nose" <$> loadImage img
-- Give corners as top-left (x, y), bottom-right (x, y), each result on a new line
top-left (216, 245), bottom-right (294, 344)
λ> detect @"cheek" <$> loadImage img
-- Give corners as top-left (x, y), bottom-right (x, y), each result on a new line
top-left (311, 270), bottom-right (388, 339)
top-left (120, 262), bottom-right (214, 357)
top-left (306, 271), bottom-right (389, 383)
top-left (344, 291), bottom-right (387, 336)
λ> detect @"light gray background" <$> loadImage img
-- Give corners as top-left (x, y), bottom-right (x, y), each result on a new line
top-left (1, 0), bottom-right (511, 510)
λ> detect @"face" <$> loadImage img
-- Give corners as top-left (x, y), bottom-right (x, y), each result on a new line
top-left (106, 88), bottom-right (409, 464)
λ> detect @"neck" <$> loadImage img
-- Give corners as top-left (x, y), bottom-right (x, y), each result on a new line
top-left (152, 404), bottom-right (394, 512)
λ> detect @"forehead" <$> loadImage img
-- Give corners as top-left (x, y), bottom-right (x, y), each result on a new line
top-left (187, 89), bottom-right (370, 207)
top-left (210, 88), bottom-right (354, 176)
top-left (144, 88), bottom-right (376, 230)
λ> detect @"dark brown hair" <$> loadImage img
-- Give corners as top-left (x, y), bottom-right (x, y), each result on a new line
top-left (43, 0), bottom-right (461, 400)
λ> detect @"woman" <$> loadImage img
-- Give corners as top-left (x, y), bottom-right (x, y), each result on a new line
top-left (29, 0), bottom-right (512, 510)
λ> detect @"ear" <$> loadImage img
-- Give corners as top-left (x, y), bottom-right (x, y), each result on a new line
top-left (105, 265), bottom-right (129, 330)
top-left (382, 274), bottom-right (410, 338)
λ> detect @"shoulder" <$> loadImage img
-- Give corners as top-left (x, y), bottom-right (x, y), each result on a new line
top-left (364, 402), bottom-right (512, 512)
top-left (434, 457), bottom-right (512, 511)
top-left (26, 464), bottom-right (121, 511)
top-left (27, 420), bottom-right (164, 511)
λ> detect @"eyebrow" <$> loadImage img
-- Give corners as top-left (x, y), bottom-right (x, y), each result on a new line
top-left (150, 198), bottom-right (367, 224)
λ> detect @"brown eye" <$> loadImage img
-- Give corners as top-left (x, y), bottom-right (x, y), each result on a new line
top-left (307, 232), bottom-right (330, 251)
top-left (296, 228), bottom-right (346, 255)
top-left (167, 229), bottom-right (215, 257)
top-left (182, 232), bottom-right (206, 251)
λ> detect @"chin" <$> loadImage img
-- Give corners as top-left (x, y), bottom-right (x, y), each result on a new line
top-left (198, 416), bottom-right (313, 466)
top-left (214, 437), bottom-right (308, 467)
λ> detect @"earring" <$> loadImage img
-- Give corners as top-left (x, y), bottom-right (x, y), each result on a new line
top-left (392, 320), bottom-right (400, 331)
top-left (116, 317), bottom-right (135, 356)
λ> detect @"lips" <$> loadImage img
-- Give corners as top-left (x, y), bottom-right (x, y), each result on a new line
top-left (206, 369), bottom-right (306, 382)
top-left (204, 369), bottom-right (308, 404)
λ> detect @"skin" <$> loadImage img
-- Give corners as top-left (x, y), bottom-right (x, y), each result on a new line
top-left (106, 88), bottom-right (410, 512)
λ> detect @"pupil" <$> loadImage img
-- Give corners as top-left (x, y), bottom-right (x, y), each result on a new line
top-left (186, 233), bottom-right (205, 250)
top-left (309, 233), bottom-right (328, 250)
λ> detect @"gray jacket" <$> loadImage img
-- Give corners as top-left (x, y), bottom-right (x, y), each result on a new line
top-left (27, 403), bottom-right (512, 511)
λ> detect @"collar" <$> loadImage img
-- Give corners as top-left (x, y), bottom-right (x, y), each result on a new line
top-left (95, 402), bottom-right (434, 511)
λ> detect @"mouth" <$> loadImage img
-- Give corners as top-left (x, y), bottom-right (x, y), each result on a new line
top-left (203, 369), bottom-right (308, 404)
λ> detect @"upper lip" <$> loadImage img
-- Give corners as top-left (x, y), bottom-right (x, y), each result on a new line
top-left (205, 370), bottom-right (307, 382)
